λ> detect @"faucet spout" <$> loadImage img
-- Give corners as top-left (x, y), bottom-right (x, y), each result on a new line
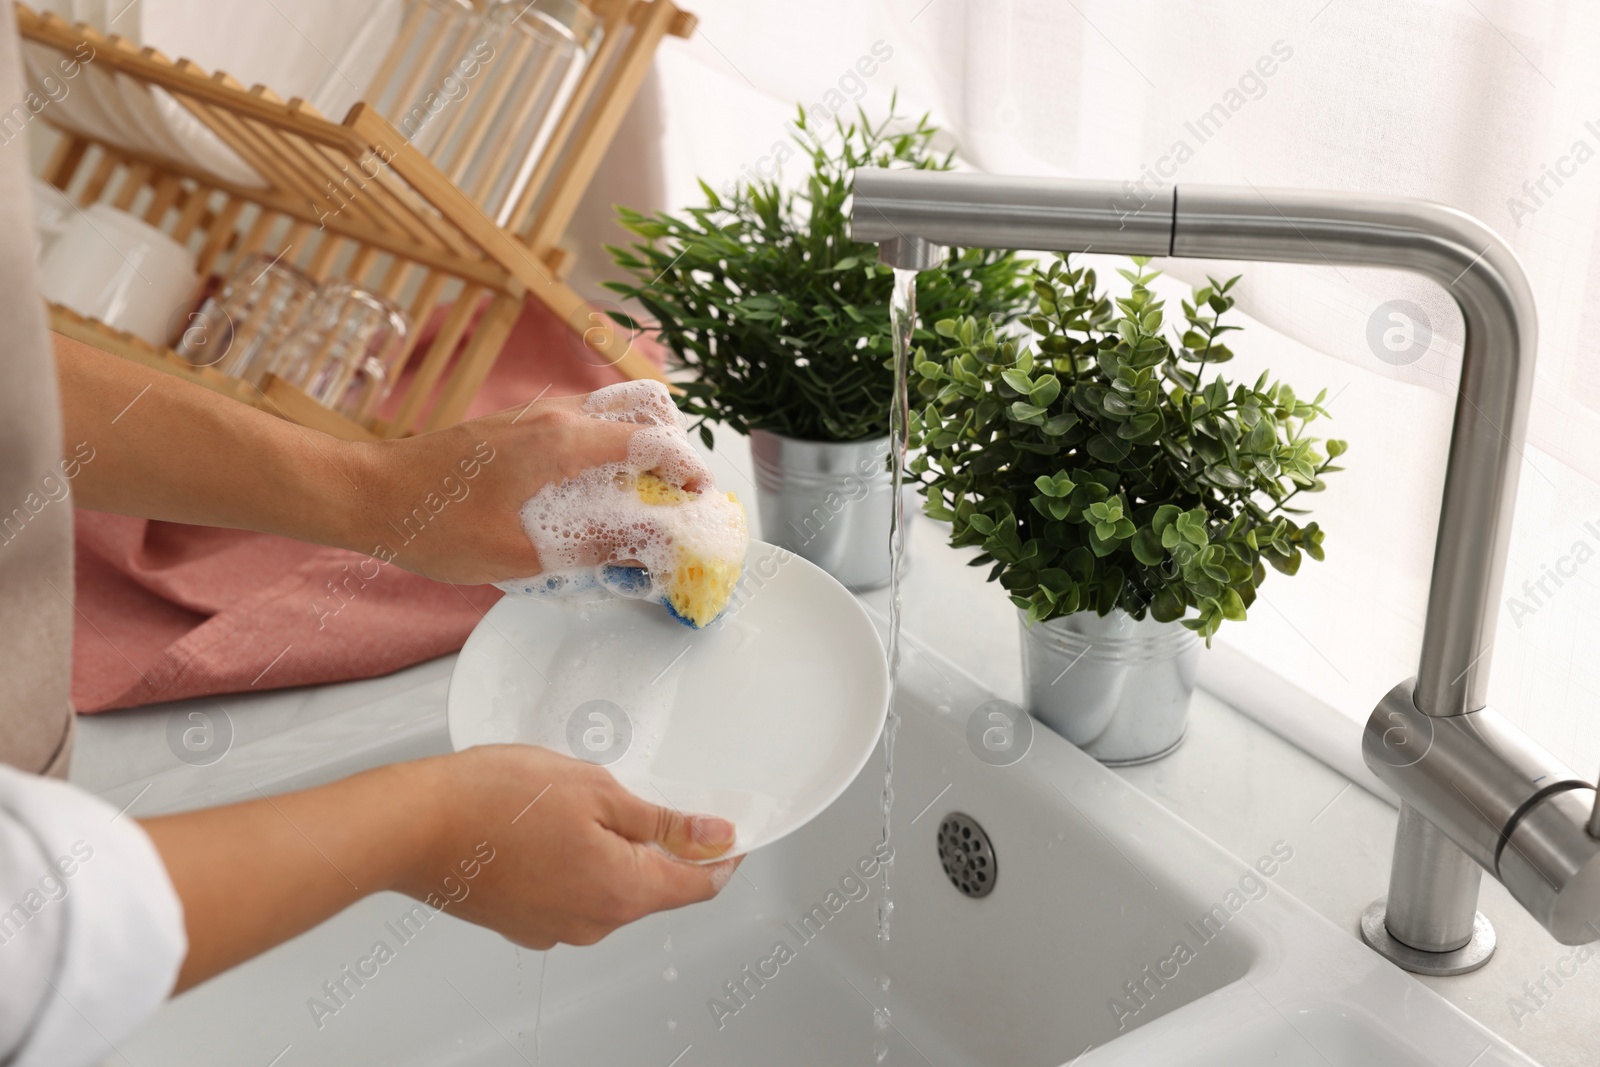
top-left (850, 168), bottom-right (1600, 971)
top-left (1173, 186), bottom-right (1537, 717)
top-left (853, 169), bottom-right (1534, 715)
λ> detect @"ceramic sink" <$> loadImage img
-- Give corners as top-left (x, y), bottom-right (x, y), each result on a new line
top-left (118, 620), bottom-right (1538, 1066)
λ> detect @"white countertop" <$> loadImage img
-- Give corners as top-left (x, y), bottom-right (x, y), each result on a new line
top-left (72, 429), bottom-right (1596, 1067)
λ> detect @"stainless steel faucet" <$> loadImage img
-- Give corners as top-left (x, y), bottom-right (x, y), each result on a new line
top-left (849, 169), bottom-right (1600, 974)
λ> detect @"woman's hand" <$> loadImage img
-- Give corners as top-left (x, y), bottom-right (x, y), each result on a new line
top-left (400, 745), bottom-right (740, 949)
top-left (55, 334), bottom-right (706, 587)
top-left (346, 384), bottom-right (710, 585)
top-left (145, 744), bottom-right (740, 991)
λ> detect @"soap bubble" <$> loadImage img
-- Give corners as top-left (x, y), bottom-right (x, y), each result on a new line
top-left (498, 381), bottom-right (746, 628)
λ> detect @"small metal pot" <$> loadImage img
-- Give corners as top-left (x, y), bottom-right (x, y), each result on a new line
top-left (1018, 607), bottom-right (1201, 765)
top-left (748, 429), bottom-right (903, 591)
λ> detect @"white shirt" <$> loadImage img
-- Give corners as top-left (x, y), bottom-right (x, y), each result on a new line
top-left (0, 6), bottom-right (186, 1060)
top-left (0, 766), bottom-right (185, 1066)
top-left (0, 12), bottom-right (185, 1062)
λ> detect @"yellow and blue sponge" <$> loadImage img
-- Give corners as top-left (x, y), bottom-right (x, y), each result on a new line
top-left (628, 473), bottom-right (745, 628)
top-left (502, 472), bottom-right (748, 629)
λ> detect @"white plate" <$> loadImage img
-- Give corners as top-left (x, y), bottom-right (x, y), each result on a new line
top-left (147, 87), bottom-right (265, 188)
top-left (21, 39), bottom-right (127, 149)
top-left (36, 0), bottom-right (404, 189)
top-left (136, 0), bottom-right (402, 115)
top-left (447, 541), bottom-right (890, 858)
top-left (80, 61), bottom-right (187, 156)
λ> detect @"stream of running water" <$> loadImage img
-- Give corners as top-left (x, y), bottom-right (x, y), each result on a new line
top-left (872, 265), bottom-right (919, 1062)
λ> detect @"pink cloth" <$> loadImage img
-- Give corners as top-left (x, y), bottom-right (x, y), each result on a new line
top-left (71, 295), bottom-right (665, 712)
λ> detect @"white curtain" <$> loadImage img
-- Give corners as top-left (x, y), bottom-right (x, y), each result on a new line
top-left (645, 0), bottom-right (1600, 776)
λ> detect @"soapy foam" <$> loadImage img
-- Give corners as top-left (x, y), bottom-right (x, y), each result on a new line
top-left (499, 382), bottom-right (748, 627)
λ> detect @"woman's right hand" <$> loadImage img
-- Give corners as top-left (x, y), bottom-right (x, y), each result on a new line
top-left (347, 381), bottom-right (713, 586)
top-left (396, 744), bottom-right (741, 949)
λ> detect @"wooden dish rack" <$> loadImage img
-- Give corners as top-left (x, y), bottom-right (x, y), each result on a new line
top-left (18, 1), bottom-right (692, 441)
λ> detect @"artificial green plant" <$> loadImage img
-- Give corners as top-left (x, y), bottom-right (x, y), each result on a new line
top-left (910, 255), bottom-right (1346, 640)
top-left (604, 104), bottom-right (1032, 444)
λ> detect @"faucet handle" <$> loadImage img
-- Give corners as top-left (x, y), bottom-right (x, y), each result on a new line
top-left (1364, 681), bottom-right (1600, 946)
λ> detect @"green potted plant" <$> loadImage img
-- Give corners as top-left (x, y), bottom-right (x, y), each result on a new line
top-left (910, 255), bottom-right (1345, 763)
top-left (605, 105), bottom-right (1032, 589)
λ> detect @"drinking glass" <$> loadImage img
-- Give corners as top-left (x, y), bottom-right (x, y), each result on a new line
top-left (174, 253), bottom-right (316, 383)
top-left (463, 0), bottom-right (600, 224)
top-left (273, 281), bottom-right (412, 420)
top-left (366, 0), bottom-right (487, 155)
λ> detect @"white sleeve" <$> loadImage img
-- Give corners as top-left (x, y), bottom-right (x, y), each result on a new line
top-left (0, 765), bottom-right (186, 1067)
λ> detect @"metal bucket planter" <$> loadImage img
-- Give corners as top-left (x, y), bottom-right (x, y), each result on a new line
top-left (1018, 608), bottom-right (1201, 765)
top-left (749, 429), bottom-right (903, 591)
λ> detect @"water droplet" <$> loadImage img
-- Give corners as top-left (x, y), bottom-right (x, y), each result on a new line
top-left (662, 965), bottom-right (678, 982)
top-left (663, 935), bottom-right (673, 952)
top-left (873, 1007), bottom-right (892, 1032)
top-left (667, 1018), bottom-right (678, 1032)
top-left (873, 1038), bottom-right (890, 1063)
top-left (877, 974), bottom-right (891, 994)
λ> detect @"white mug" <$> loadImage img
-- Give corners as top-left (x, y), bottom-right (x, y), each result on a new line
top-left (37, 203), bottom-right (199, 347)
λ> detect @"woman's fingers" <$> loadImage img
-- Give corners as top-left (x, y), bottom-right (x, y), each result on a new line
top-left (631, 849), bottom-right (744, 912)
top-left (568, 382), bottom-right (711, 491)
top-left (579, 780), bottom-right (744, 917)
top-left (581, 380), bottom-right (678, 426)
top-left (601, 786), bottom-right (736, 860)
top-left (628, 426), bottom-right (712, 492)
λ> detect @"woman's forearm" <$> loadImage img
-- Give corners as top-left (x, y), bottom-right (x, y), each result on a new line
top-left (138, 759), bottom-right (444, 993)
top-left (53, 331), bottom-right (369, 550)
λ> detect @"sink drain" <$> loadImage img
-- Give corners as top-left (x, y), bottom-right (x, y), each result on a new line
top-left (937, 812), bottom-right (996, 898)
